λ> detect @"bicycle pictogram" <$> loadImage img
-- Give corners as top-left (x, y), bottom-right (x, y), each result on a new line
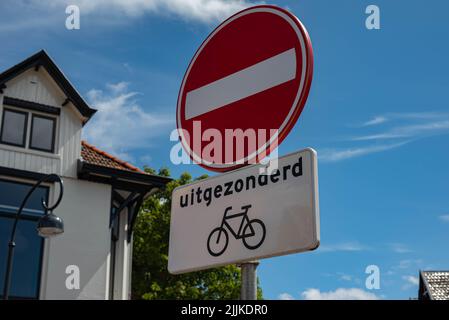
top-left (207, 204), bottom-right (266, 257)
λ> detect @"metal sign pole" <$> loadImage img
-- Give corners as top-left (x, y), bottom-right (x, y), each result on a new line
top-left (240, 261), bottom-right (259, 300)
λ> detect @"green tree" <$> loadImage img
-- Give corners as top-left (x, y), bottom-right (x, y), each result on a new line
top-left (132, 168), bottom-right (263, 299)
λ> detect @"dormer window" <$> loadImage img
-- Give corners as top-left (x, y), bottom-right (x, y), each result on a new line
top-left (29, 114), bottom-right (56, 153)
top-left (0, 106), bottom-right (57, 153)
top-left (0, 108), bottom-right (28, 147)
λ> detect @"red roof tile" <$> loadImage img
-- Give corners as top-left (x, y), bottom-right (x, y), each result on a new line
top-left (81, 140), bottom-right (145, 174)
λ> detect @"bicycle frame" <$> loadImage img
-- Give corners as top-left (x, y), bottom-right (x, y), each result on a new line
top-left (217, 205), bottom-right (254, 242)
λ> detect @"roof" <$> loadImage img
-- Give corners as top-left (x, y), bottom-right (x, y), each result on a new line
top-left (78, 140), bottom-right (171, 195)
top-left (0, 50), bottom-right (96, 122)
top-left (419, 271), bottom-right (449, 300)
top-left (81, 140), bottom-right (144, 173)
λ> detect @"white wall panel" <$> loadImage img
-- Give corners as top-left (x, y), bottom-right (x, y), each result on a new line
top-left (59, 105), bottom-right (82, 177)
top-left (41, 178), bottom-right (112, 300)
top-left (4, 69), bottom-right (65, 106)
top-left (0, 147), bottom-right (61, 174)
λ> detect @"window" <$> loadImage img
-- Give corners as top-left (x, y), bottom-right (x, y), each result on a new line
top-left (0, 108), bottom-right (28, 147)
top-left (0, 107), bottom-right (57, 153)
top-left (29, 115), bottom-right (56, 153)
top-left (0, 179), bottom-right (48, 299)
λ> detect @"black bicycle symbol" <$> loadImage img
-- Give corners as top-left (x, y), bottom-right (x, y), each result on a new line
top-left (207, 204), bottom-right (266, 257)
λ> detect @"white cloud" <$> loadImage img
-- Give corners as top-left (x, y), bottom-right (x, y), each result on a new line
top-left (361, 112), bottom-right (447, 127)
top-left (402, 275), bottom-right (419, 286)
top-left (107, 82), bottom-right (129, 93)
top-left (301, 288), bottom-right (380, 300)
top-left (389, 243), bottom-right (412, 254)
top-left (339, 274), bottom-right (352, 281)
top-left (352, 133), bottom-right (408, 141)
top-left (397, 260), bottom-right (413, 269)
top-left (83, 82), bottom-right (172, 161)
top-left (354, 120), bottom-right (449, 141)
top-left (319, 242), bottom-right (369, 252)
top-left (389, 112), bottom-right (447, 120)
top-left (395, 259), bottom-right (423, 270)
top-left (0, 16), bottom-right (56, 32)
top-left (322, 111), bottom-right (448, 163)
top-left (362, 116), bottom-right (388, 126)
top-left (278, 293), bottom-right (294, 300)
top-left (319, 141), bottom-right (410, 163)
top-left (401, 275), bottom-right (420, 290)
top-left (24, 0), bottom-right (258, 24)
top-left (439, 214), bottom-right (449, 222)
top-left (354, 111), bottom-right (449, 141)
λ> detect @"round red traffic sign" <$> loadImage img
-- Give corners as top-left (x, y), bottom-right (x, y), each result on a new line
top-left (177, 5), bottom-right (313, 172)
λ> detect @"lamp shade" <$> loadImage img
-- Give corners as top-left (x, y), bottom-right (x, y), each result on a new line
top-left (37, 212), bottom-right (64, 237)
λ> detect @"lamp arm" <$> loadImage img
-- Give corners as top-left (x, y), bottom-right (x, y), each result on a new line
top-left (2, 173), bottom-right (63, 300)
top-left (9, 174), bottom-right (64, 243)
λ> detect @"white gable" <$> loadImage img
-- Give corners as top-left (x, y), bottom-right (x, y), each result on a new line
top-left (4, 68), bottom-right (65, 107)
top-left (0, 66), bottom-right (83, 178)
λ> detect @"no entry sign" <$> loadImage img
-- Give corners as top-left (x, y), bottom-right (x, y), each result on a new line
top-left (177, 5), bottom-right (314, 172)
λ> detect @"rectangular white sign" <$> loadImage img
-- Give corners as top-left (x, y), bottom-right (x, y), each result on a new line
top-left (168, 148), bottom-right (320, 274)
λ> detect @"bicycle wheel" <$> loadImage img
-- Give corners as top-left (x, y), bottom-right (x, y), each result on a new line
top-left (207, 227), bottom-right (229, 257)
top-left (242, 219), bottom-right (266, 250)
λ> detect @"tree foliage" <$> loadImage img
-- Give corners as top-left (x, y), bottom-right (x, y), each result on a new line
top-left (132, 167), bottom-right (262, 300)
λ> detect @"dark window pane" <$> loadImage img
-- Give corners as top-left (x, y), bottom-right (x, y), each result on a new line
top-left (0, 179), bottom-right (48, 216)
top-left (0, 217), bottom-right (43, 299)
top-left (0, 109), bottom-right (27, 146)
top-left (30, 115), bottom-right (55, 152)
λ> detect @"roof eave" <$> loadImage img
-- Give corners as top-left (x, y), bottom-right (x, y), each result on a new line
top-left (77, 159), bottom-right (172, 191)
top-left (0, 49), bottom-right (97, 123)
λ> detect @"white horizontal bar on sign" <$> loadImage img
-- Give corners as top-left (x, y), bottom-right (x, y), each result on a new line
top-left (185, 48), bottom-right (297, 120)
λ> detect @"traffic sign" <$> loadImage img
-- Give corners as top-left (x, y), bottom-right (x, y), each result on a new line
top-left (177, 5), bottom-right (314, 172)
top-left (168, 148), bottom-right (320, 274)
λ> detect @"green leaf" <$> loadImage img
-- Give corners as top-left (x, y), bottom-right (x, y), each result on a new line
top-left (132, 168), bottom-right (263, 300)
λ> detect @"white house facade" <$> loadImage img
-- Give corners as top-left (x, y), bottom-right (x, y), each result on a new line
top-left (0, 50), bottom-right (170, 300)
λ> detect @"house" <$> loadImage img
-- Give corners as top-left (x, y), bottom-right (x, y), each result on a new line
top-left (0, 50), bottom-right (171, 299)
top-left (418, 271), bottom-right (449, 300)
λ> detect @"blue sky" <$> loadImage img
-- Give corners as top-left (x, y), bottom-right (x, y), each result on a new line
top-left (1, 0), bottom-right (448, 299)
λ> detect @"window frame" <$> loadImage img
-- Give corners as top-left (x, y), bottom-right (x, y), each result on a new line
top-left (0, 178), bottom-right (48, 300)
top-left (28, 114), bottom-right (57, 153)
top-left (0, 108), bottom-right (29, 148)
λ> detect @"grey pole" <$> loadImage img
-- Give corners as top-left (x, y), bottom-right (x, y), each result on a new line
top-left (240, 261), bottom-right (259, 300)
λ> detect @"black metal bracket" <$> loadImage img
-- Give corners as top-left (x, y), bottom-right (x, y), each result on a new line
top-left (110, 191), bottom-right (137, 228)
top-left (127, 194), bottom-right (145, 242)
